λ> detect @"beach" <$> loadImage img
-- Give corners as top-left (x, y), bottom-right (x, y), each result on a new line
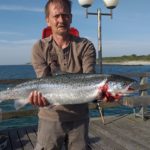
top-left (103, 61), bottom-right (150, 65)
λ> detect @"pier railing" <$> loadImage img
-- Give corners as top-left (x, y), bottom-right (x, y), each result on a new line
top-left (0, 72), bottom-right (150, 121)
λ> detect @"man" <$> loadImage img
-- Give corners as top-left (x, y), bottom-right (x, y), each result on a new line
top-left (28, 0), bottom-right (96, 149)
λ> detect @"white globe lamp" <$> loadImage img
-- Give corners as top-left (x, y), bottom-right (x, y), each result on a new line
top-left (103, 0), bottom-right (119, 9)
top-left (78, 0), bottom-right (93, 8)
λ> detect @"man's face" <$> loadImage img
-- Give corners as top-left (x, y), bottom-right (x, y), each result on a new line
top-left (46, 2), bottom-right (72, 36)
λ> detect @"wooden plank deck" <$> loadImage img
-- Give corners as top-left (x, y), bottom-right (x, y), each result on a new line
top-left (0, 114), bottom-right (150, 150)
top-left (89, 114), bottom-right (150, 150)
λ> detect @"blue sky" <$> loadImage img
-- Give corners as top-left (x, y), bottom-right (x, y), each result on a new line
top-left (0, 0), bottom-right (150, 65)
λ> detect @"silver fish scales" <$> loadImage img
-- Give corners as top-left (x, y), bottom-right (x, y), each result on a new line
top-left (0, 73), bottom-right (138, 109)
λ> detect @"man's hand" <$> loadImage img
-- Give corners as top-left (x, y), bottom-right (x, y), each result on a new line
top-left (28, 91), bottom-right (49, 107)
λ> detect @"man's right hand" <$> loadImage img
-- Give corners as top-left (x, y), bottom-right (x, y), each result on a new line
top-left (28, 91), bottom-right (49, 107)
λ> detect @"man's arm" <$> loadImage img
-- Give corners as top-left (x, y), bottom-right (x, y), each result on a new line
top-left (32, 40), bottom-right (51, 78)
top-left (28, 40), bottom-right (50, 106)
top-left (81, 40), bottom-right (96, 73)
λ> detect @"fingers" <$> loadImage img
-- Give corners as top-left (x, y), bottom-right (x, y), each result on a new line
top-left (28, 91), bottom-right (49, 107)
top-left (41, 95), bottom-right (49, 106)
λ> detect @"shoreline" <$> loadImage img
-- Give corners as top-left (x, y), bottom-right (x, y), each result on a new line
top-left (102, 61), bottom-right (150, 66)
top-left (1, 61), bottom-right (150, 66)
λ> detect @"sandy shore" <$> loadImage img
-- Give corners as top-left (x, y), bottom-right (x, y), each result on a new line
top-left (103, 61), bottom-right (150, 65)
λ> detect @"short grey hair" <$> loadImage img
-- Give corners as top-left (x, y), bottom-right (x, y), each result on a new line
top-left (45, 0), bottom-right (72, 18)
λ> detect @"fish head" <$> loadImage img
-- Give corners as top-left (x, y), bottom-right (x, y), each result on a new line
top-left (98, 74), bottom-right (139, 102)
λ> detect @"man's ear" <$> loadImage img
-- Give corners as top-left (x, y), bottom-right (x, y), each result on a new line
top-left (46, 17), bottom-right (51, 26)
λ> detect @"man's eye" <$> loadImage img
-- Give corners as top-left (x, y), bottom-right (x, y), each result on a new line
top-left (54, 15), bottom-right (59, 18)
top-left (54, 14), bottom-right (70, 19)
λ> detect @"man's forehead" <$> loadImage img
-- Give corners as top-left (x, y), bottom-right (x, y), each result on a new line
top-left (49, 2), bottom-right (70, 14)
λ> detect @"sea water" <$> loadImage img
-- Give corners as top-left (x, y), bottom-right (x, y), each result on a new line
top-left (0, 65), bottom-right (150, 129)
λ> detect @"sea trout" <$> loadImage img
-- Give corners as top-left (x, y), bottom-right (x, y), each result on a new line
top-left (0, 73), bottom-right (138, 109)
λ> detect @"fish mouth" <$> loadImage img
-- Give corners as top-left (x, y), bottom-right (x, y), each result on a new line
top-left (122, 81), bottom-right (139, 96)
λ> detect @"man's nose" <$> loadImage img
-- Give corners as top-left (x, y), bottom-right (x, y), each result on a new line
top-left (58, 15), bottom-right (65, 22)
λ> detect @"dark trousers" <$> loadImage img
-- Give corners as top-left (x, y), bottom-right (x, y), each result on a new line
top-left (34, 118), bottom-right (89, 150)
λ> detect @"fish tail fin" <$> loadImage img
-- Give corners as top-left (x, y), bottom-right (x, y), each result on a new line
top-left (14, 99), bottom-right (29, 110)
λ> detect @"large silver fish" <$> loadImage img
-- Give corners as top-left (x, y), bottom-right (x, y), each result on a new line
top-left (0, 74), bottom-right (138, 109)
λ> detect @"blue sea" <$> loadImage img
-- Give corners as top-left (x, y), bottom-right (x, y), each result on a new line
top-left (0, 64), bottom-right (150, 130)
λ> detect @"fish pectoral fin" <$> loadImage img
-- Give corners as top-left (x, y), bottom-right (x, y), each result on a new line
top-left (14, 99), bottom-right (28, 110)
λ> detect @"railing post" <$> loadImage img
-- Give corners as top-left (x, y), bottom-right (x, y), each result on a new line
top-left (134, 76), bottom-right (150, 120)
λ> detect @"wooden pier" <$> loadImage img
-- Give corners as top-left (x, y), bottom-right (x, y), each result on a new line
top-left (0, 114), bottom-right (150, 150)
top-left (0, 72), bottom-right (150, 150)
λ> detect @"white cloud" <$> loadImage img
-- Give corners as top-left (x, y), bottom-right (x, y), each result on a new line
top-left (0, 39), bottom-right (37, 44)
top-left (0, 5), bottom-right (43, 12)
top-left (0, 32), bottom-right (24, 36)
